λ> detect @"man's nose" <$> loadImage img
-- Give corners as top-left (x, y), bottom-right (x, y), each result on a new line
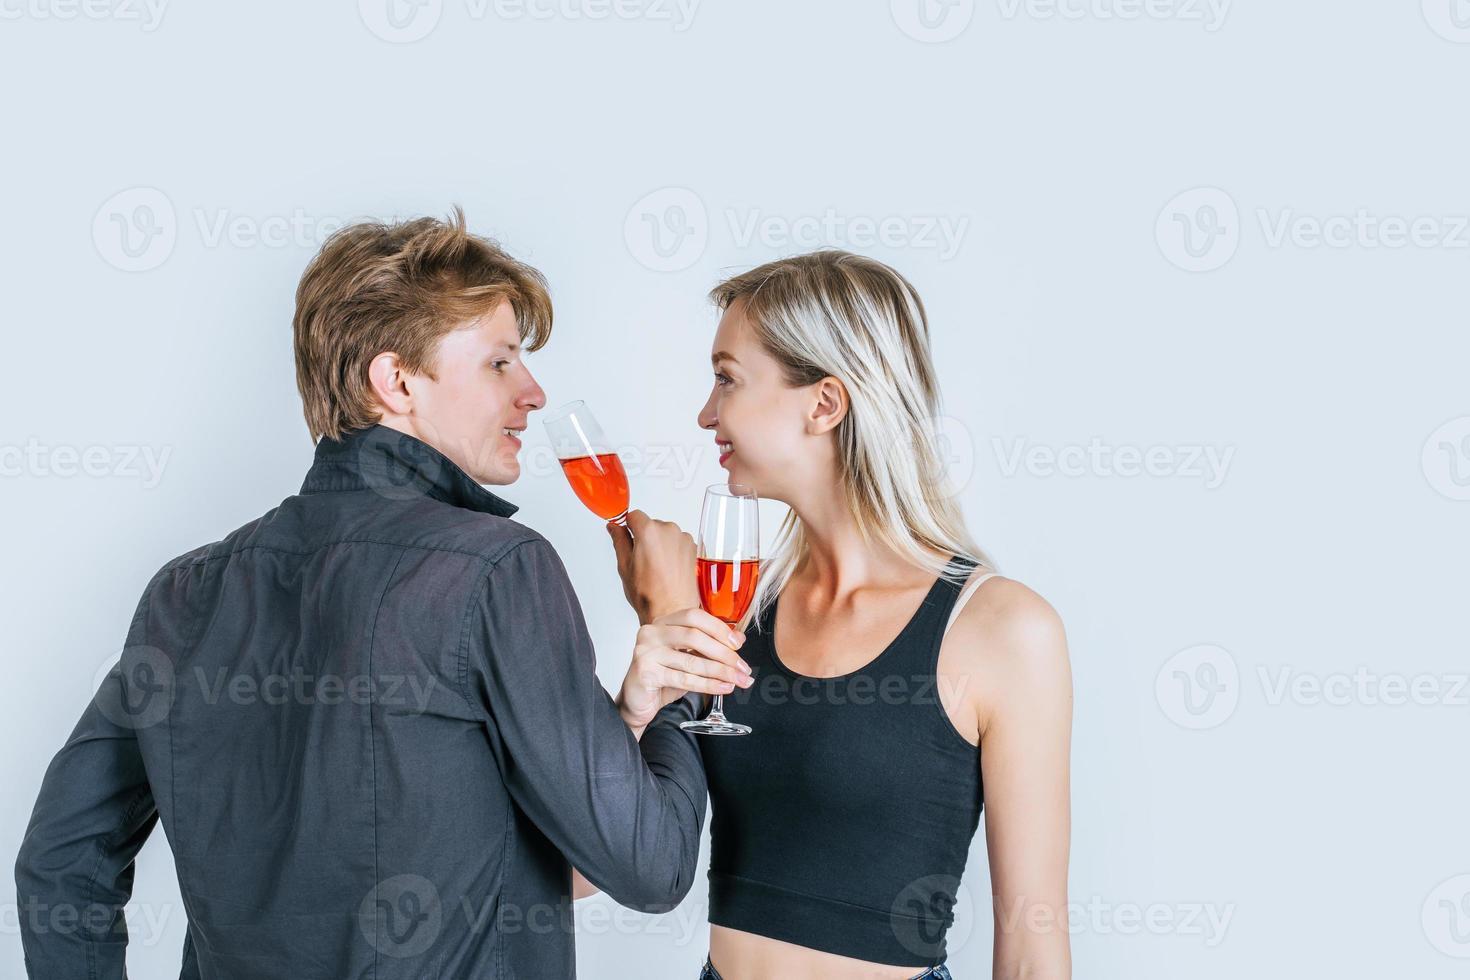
top-left (520, 369), bottom-right (547, 411)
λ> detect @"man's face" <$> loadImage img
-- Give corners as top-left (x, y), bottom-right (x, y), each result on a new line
top-left (395, 301), bottom-right (546, 486)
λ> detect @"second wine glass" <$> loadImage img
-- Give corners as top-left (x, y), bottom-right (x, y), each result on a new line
top-left (680, 483), bottom-right (760, 736)
top-left (543, 400), bottom-right (630, 525)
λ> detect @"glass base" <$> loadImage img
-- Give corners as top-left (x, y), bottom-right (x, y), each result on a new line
top-left (680, 714), bottom-right (752, 736)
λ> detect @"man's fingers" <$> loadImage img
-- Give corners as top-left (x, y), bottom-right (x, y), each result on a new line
top-left (624, 509), bottom-right (651, 535)
top-left (606, 520), bottom-right (633, 568)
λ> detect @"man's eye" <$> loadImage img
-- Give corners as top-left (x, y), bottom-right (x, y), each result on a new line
top-left (492, 360), bottom-right (510, 373)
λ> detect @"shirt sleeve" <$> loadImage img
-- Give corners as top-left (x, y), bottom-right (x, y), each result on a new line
top-left (460, 536), bottom-right (708, 913)
top-left (14, 604), bottom-right (163, 979)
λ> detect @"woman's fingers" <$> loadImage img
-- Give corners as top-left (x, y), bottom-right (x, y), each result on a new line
top-left (657, 625), bottom-right (752, 678)
top-left (666, 648), bottom-right (750, 687)
top-left (658, 666), bottom-right (736, 696)
top-left (658, 607), bottom-right (746, 648)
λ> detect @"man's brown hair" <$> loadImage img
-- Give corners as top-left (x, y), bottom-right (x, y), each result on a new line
top-left (293, 206), bottom-right (553, 442)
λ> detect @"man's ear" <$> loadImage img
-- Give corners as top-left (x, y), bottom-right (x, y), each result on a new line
top-left (367, 351), bottom-right (414, 416)
top-left (806, 376), bottom-right (849, 436)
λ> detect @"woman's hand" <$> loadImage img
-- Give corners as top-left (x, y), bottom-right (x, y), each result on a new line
top-left (606, 510), bottom-right (702, 624)
top-left (615, 607), bottom-right (753, 736)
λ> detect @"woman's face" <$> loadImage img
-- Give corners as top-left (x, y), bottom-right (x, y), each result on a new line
top-left (697, 300), bottom-right (829, 505)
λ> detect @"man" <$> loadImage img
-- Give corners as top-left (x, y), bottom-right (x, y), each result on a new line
top-left (14, 208), bottom-right (748, 978)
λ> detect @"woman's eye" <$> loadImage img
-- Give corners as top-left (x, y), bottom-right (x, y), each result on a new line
top-left (714, 372), bottom-right (732, 386)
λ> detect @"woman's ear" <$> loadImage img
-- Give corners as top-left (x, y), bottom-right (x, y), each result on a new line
top-left (806, 376), bottom-right (849, 435)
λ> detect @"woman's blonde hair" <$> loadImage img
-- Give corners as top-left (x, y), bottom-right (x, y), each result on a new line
top-left (709, 250), bottom-right (993, 626)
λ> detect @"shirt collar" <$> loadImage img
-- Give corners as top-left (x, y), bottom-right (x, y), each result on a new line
top-left (300, 423), bottom-right (520, 518)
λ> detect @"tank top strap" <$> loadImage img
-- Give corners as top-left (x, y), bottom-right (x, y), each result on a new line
top-left (873, 554), bottom-right (979, 678)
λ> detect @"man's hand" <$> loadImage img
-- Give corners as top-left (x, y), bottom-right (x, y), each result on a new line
top-left (615, 608), bottom-right (752, 737)
top-left (606, 510), bottom-right (702, 624)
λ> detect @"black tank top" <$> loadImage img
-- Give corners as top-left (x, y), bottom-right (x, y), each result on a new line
top-left (699, 557), bottom-right (984, 968)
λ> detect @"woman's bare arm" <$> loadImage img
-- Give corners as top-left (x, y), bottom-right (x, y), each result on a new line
top-left (950, 579), bottom-right (1073, 980)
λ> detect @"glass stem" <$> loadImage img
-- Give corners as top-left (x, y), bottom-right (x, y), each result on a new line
top-left (708, 694), bottom-right (727, 718)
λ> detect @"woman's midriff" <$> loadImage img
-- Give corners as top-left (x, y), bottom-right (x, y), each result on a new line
top-left (709, 925), bottom-right (933, 980)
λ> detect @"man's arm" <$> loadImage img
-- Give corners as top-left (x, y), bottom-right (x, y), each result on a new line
top-left (14, 636), bottom-right (162, 978)
top-left (461, 536), bottom-right (709, 913)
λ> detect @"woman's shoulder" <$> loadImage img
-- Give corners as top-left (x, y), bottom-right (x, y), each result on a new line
top-left (942, 571), bottom-right (1069, 684)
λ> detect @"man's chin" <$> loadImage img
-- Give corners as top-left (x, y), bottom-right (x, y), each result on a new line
top-left (473, 457), bottom-right (520, 487)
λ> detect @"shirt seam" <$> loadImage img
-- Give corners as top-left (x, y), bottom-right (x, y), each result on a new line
top-left (365, 547), bottom-right (408, 979)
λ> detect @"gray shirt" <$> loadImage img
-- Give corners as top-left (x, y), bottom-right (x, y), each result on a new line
top-left (14, 423), bottom-right (707, 979)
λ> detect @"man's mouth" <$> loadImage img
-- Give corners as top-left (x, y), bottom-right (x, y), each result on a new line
top-left (502, 426), bottom-right (526, 448)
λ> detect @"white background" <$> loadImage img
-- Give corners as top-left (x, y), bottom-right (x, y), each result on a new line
top-left (3, 0), bottom-right (1469, 976)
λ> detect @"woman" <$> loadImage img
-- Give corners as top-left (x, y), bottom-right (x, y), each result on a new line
top-left (616, 251), bottom-right (1072, 979)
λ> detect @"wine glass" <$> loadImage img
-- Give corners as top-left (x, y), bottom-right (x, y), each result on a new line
top-left (543, 401), bottom-right (630, 526)
top-left (681, 484), bottom-right (759, 736)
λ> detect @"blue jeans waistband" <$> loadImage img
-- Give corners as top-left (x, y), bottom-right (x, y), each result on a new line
top-left (700, 956), bottom-right (952, 979)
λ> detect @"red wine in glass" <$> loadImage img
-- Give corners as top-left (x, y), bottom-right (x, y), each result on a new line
top-left (696, 558), bottom-right (760, 625)
top-left (543, 401), bottom-right (630, 525)
top-left (682, 484), bottom-right (759, 736)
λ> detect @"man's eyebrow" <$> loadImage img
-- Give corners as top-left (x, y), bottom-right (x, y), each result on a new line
top-left (495, 341), bottom-right (521, 354)
top-left (711, 351), bottom-right (739, 365)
